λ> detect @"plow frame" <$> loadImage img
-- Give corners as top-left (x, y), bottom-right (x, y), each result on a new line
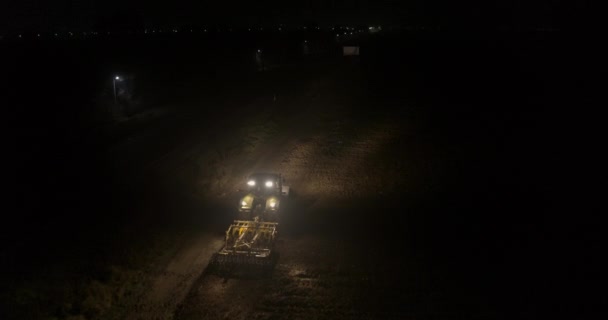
top-left (219, 220), bottom-right (278, 257)
top-left (207, 220), bottom-right (279, 276)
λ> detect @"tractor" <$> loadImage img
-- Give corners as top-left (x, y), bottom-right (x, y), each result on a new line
top-left (238, 173), bottom-right (289, 222)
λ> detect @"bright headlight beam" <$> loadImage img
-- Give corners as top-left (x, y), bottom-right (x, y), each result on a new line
top-left (241, 201), bottom-right (248, 206)
top-left (265, 181), bottom-right (273, 187)
top-left (247, 180), bottom-right (256, 186)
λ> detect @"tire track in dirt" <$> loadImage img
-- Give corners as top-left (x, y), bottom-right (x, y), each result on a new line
top-left (176, 234), bottom-right (431, 320)
top-left (123, 231), bottom-right (224, 320)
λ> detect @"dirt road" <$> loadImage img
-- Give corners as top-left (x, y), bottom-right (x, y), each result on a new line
top-left (123, 232), bottom-right (224, 320)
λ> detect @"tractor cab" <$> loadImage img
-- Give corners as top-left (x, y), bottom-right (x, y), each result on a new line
top-left (245, 173), bottom-right (283, 196)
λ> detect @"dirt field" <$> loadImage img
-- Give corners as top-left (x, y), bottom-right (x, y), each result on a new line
top-left (99, 59), bottom-right (500, 320)
top-left (2, 30), bottom-right (566, 320)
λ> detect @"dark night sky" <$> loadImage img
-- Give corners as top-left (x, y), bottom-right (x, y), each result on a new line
top-left (2, 0), bottom-right (565, 33)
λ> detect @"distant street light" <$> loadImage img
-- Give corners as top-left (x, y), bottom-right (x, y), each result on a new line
top-left (113, 76), bottom-right (121, 104)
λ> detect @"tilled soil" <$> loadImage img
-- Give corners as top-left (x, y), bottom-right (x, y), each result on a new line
top-left (123, 232), bottom-right (224, 320)
top-left (3, 31), bottom-right (561, 320)
top-left (107, 55), bottom-right (490, 319)
top-left (171, 115), bottom-right (486, 319)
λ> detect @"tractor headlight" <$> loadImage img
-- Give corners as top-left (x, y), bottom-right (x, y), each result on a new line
top-left (241, 200), bottom-right (248, 206)
top-left (265, 181), bottom-right (273, 187)
top-left (269, 201), bottom-right (276, 208)
top-left (247, 180), bottom-right (256, 186)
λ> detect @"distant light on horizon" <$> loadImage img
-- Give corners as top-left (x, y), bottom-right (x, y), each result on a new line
top-left (2, 22), bottom-right (390, 40)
